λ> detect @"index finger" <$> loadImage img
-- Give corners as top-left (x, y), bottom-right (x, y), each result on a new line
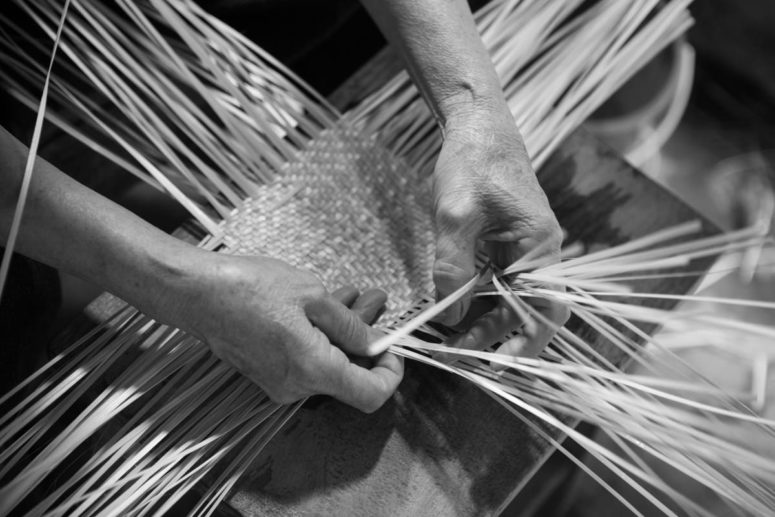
top-left (498, 295), bottom-right (569, 359)
top-left (442, 288), bottom-right (568, 365)
top-left (433, 227), bottom-right (479, 326)
top-left (444, 298), bottom-right (525, 355)
top-left (307, 296), bottom-right (387, 356)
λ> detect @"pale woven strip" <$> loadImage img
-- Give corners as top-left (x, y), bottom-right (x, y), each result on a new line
top-left (220, 125), bottom-right (437, 324)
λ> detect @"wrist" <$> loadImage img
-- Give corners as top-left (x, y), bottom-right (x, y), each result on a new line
top-left (105, 231), bottom-right (206, 325)
top-left (437, 83), bottom-right (513, 135)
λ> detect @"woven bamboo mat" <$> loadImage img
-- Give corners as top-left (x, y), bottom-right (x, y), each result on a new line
top-left (220, 125), bottom-right (437, 324)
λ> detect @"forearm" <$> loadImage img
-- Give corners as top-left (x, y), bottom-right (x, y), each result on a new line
top-left (0, 125), bottom-right (199, 319)
top-left (359, 0), bottom-right (511, 130)
top-left (0, 128), bottom-right (404, 410)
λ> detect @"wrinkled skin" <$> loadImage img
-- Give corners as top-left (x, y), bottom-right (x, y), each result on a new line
top-left (148, 253), bottom-right (403, 413)
top-left (432, 110), bottom-right (570, 357)
top-left (1, 0), bottom-right (570, 416)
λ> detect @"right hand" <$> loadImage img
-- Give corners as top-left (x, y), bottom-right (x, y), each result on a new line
top-left (431, 108), bottom-right (569, 358)
top-left (151, 252), bottom-right (403, 413)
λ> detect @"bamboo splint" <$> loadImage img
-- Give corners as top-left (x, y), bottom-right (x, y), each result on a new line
top-left (1, 1), bottom-right (774, 516)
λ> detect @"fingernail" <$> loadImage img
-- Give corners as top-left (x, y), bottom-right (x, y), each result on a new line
top-left (460, 335), bottom-right (477, 350)
top-left (505, 336), bottom-right (528, 357)
top-left (523, 318), bottom-right (538, 337)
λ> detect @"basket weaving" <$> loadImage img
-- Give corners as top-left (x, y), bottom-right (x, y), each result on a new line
top-left (1, 0), bottom-right (775, 515)
top-left (219, 126), bottom-right (437, 324)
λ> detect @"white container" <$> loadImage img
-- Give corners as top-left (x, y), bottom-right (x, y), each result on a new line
top-left (585, 40), bottom-right (695, 173)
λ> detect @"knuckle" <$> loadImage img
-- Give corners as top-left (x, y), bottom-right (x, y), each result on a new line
top-left (295, 357), bottom-right (320, 385)
top-left (435, 198), bottom-right (480, 232)
top-left (285, 354), bottom-right (310, 382)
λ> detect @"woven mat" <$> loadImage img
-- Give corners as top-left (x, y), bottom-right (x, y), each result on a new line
top-left (219, 125), bottom-right (437, 324)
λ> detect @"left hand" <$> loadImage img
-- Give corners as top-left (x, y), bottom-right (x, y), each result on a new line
top-left (431, 107), bottom-right (569, 357)
top-left (141, 250), bottom-right (403, 413)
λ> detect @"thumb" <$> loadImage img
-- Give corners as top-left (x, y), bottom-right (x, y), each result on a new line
top-left (433, 226), bottom-right (478, 326)
top-left (318, 347), bottom-right (404, 413)
top-left (306, 297), bottom-right (384, 356)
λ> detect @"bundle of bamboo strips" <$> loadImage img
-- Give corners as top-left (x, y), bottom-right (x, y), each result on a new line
top-left (1, 0), bottom-right (774, 516)
top-left (347, 0), bottom-right (693, 173)
top-left (0, 0), bottom-right (339, 232)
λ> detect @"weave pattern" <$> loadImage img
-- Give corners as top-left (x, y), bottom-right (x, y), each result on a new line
top-left (219, 126), bottom-right (437, 323)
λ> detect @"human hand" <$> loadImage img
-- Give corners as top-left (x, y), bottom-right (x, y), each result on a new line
top-left (432, 108), bottom-right (569, 357)
top-left (0, 126), bottom-right (400, 410)
top-left (154, 252), bottom-right (403, 413)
